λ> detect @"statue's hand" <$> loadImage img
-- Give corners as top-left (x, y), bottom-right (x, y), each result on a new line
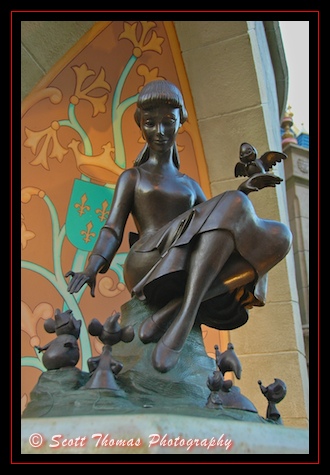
top-left (238, 172), bottom-right (282, 195)
top-left (65, 269), bottom-right (96, 297)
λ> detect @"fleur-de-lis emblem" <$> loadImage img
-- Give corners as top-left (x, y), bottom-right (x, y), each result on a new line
top-left (81, 221), bottom-right (96, 243)
top-left (74, 193), bottom-right (91, 216)
top-left (95, 200), bottom-right (110, 222)
top-left (66, 179), bottom-right (115, 252)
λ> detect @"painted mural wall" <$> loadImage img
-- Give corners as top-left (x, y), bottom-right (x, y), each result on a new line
top-left (21, 20), bottom-right (227, 413)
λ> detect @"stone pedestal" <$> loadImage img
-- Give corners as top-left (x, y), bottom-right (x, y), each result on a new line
top-left (21, 414), bottom-right (309, 454)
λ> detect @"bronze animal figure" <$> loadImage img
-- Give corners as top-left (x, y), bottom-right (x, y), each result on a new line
top-left (235, 142), bottom-right (287, 178)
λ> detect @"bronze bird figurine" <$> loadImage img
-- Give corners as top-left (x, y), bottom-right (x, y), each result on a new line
top-left (207, 369), bottom-right (233, 392)
top-left (214, 343), bottom-right (242, 380)
top-left (234, 142), bottom-right (287, 178)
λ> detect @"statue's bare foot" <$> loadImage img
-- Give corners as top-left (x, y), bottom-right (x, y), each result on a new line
top-left (152, 338), bottom-right (181, 373)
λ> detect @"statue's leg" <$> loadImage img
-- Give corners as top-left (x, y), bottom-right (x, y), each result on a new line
top-left (139, 244), bottom-right (257, 345)
top-left (139, 297), bottom-right (181, 343)
top-left (152, 229), bottom-right (236, 373)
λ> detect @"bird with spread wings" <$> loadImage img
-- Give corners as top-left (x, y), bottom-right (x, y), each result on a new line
top-left (235, 142), bottom-right (287, 178)
top-left (234, 142), bottom-right (287, 195)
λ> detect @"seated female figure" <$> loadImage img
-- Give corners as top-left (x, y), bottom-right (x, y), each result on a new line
top-left (66, 80), bottom-right (292, 373)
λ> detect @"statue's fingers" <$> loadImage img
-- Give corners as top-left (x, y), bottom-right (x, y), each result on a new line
top-left (67, 275), bottom-right (85, 293)
top-left (66, 276), bottom-right (75, 293)
top-left (72, 275), bottom-right (89, 293)
top-left (67, 282), bottom-right (76, 293)
top-left (90, 281), bottom-right (96, 298)
top-left (65, 270), bottom-right (75, 279)
top-left (66, 273), bottom-right (81, 292)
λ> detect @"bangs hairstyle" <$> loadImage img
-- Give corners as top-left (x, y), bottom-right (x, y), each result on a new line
top-left (133, 80), bottom-right (187, 169)
top-left (134, 80), bottom-right (188, 127)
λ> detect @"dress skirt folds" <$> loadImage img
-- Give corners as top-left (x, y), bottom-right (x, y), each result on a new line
top-left (124, 190), bottom-right (292, 331)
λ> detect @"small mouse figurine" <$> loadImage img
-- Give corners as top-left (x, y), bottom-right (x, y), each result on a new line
top-left (83, 312), bottom-right (134, 390)
top-left (35, 308), bottom-right (82, 370)
top-left (258, 378), bottom-right (287, 423)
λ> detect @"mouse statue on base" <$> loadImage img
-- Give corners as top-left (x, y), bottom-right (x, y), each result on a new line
top-left (258, 378), bottom-right (287, 424)
top-left (82, 312), bottom-right (134, 390)
top-left (35, 308), bottom-right (82, 370)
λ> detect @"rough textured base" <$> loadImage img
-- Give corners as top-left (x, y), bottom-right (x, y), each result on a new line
top-left (23, 297), bottom-right (260, 419)
top-left (21, 298), bottom-right (309, 455)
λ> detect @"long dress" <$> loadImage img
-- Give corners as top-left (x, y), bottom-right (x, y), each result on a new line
top-left (120, 168), bottom-right (292, 331)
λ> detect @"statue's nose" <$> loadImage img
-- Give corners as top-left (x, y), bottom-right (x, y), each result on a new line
top-left (156, 123), bottom-right (165, 135)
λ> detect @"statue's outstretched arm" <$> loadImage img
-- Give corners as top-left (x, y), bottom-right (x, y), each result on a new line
top-left (66, 168), bottom-right (138, 296)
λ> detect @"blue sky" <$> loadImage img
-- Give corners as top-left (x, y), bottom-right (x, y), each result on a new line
top-left (279, 21), bottom-right (309, 133)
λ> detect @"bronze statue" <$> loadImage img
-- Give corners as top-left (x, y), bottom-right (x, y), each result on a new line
top-left (258, 378), bottom-right (287, 423)
top-left (206, 343), bottom-right (257, 412)
top-left (83, 312), bottom-right (134, 389)
top-left (234, 142), bottom-right (287, 178)
top-left (88, 312), bottom-right (134, 350)
top-left (35, 308), bottom-right (81, 370)
top-left (214, 343), bottom-right (242, 380)
top-left (66, 79), bottom-right (292, 374)
top-left (83, 344), bottom-right (123, 390)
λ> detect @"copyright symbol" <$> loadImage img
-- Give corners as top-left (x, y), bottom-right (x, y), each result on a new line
top-left (29, 433), bottom-right (44, 448)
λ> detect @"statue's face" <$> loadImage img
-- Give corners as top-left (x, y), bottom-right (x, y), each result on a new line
top-left (140, 104), bottom-right (181, 154)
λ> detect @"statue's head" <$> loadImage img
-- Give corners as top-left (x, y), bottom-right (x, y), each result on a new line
top-left (133, 80), bottom-right (187, 169)
top-left (134, 80), bottom-right (188, 128)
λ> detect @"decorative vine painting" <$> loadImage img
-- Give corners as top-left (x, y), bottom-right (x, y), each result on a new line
top-left (21, 20), bottom-right (226, 413)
